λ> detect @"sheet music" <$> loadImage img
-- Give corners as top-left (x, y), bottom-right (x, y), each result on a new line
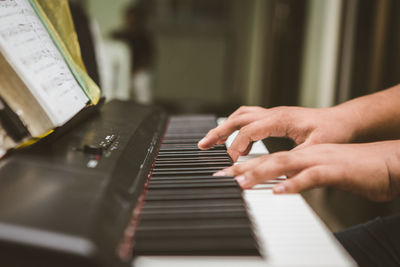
top-left (0, 0), bottom-right (88, 125)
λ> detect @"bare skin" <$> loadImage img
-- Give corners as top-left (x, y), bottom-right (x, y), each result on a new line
top-left (213, 141), bottom-right (400, 202)
top-left (198, 84), bottom-right (400, 201)
top-left (198, 105), bottom-right (357, 161)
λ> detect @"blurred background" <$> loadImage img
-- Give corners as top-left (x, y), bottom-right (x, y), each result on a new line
top-left (69, 0), bottom-right (400, 232)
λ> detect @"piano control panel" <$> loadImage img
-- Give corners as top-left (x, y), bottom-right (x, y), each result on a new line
top-left (78, 134), bottom-right (120, 168)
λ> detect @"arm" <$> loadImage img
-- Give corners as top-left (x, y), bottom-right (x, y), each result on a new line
top-left (335, 84), bottom-right (400, 142)
top-left (198, 84), bottom-right (400, 161)
top-left (214, 140), bottom-right (400, 202)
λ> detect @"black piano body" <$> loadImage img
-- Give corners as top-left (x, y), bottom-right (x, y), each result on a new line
top-left (0, 101), bottom-right (166, 267)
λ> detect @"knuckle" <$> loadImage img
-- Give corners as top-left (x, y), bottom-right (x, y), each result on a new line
top-left (248, 168), bottom-right (265, 182)
top-left (238, 106), bottom-right (248, 112)
top-left (307, 168), bottom-right (322, 185)
top-left (232, 164), bottom-right (245, 174)
top-left (273, 152), bottom-right (291, 166)
top-left (239, 125), bottom-right (252, 138)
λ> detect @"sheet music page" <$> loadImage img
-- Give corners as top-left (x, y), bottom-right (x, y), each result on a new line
top-left (0, 0), bottom-right (89, 125)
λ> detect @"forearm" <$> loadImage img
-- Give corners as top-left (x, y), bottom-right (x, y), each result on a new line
top-left (219, 139), bottom-right (400, 201)
top-left (331, 84), bottom-right (400, 142)
top-left (385, 140), bottom-right (400, 200)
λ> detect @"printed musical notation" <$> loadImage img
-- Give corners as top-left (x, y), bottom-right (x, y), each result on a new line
top-left (0, 0), bottom-right (17, 9)
top-left (0, 0), bottom-right (88, 125)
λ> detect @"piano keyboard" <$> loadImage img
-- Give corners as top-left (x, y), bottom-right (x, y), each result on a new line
top-left (134, 117), bottom-right (356, 267)
top-left (134, 115), bottom-right (260, 256)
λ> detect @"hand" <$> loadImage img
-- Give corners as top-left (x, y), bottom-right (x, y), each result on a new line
top-left (214, 141), bottom-right (400, 202)
top-left (198, 106), bottom-right (357, 161)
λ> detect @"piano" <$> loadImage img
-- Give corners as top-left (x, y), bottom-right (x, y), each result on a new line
top-left (0, 100), bottom-right (355, 266)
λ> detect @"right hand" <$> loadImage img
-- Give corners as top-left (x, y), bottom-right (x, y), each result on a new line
top-left (198, 105), bottom-right (357, 161)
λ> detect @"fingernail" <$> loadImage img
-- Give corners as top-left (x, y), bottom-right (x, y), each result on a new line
top-left (213, 170), bottom-right (226, 176)
top-left (235, 175), bottom-right (246, 185)
top-left (273, 184), bottom-right (287, 194)
top-left (198, 137), bottom-right (207, 146)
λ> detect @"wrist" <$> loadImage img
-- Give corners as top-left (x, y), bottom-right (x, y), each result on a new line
top-left (383, 141), bottom-right (400, 199)
top-left (328, 104), bottom-right (361, 143)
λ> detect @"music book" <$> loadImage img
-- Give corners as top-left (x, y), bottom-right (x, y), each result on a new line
top-left (0, 0), bottom-right (101, 157)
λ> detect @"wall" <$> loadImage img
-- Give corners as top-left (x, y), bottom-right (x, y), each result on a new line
top-left (87, 0), bottom-right (135, 37)
top-left (300, 0), bottom-right (342, 108)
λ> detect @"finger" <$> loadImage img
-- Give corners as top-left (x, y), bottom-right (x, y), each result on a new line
top-left (273, 166), bottom-right (329, 194)
top-left (198, 114), bottom-right (254, 150)
top-left (228, 106), bottom-right (259, 119)
top-left (292, 138), bottom-right (315, 151)
top-left (228, 142), bottom-right (253, 160)
top-left (234, 152), bottom-right (310, 188)
top-left (228, 116), bottom-right (294, 161)
top-left (242, 142), bottom-right (253, 156)
top-left (214, 155), bottom-right (268, 176)
top-left (216, 138), bottom-right (227, 145)
top-left (228, 120), bottom-right (272, 161)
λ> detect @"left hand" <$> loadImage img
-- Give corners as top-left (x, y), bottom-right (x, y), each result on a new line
top-left (214, 141), bottom-right (400, 202)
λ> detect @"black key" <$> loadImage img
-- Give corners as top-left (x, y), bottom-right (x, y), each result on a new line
top-left (154, 161), bottom-right (231, 168)
top-left (159, 147), bottom-right (223, 152)
top-left (145, 192), bottom-right (241, 201)
top-left (164, 133), bottom-right (206, 139)
top-left (152, 169), bottom-right (218, 176)
top-left (136, 217), bottom-right (250, 228)
top-left (146, 187), bottom-right (241, 196)
top-left (140, 204), bottom-right (246, 213)
top-left (142, 198), bottom-right (245, 209)
top-left (149, 177), bottom-right (235, 184)
top-left (134, 236), bottom-right (259, 256)
top-left (150, 175), bottom-right (232, 181)
top-left (152, 166), bottom-right (223, 172)
top-left (148, 181), bottom-right (238, 189)
top-left (157, 151), bottom-right (229, 157)
top-left (139, 208), bottom-right (247, 220)
top-left (161, 139), bottom-right (204, 144)
top-left (135, 225), bottom-right (253, 239)
top-left (155, 158), bottom-right (231, 164)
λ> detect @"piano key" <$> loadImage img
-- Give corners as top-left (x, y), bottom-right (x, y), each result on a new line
top-left (152, 166), bottom-right (224, 172)
top-left (149, 177), bottom-right (235, 184)
top-left (161, 139), bottom-right (205, 144)
top-left (139, 208), bottom-right (248, 220)
top-left (151, 169), bottom-right (218, 176)
top-left (154, 161), bottom-right (231, 168)
top-left (160, 144), bottom-right (225, 149)
top-left (163, 133), bottom-right (207, 139)
top-left (155, 158), bottom-right (231, 164)
top-left (140, 203), bottom-right (246, 212)
top-left (135, 225), bottom-right (253, 239)
top-left (155, 156), bottom-right (231, 162)
top-left (147, 181), bottom-right (238, 189)
top-left (145, 187), bottom-right (241, 196)
top-left (159, 147), bottom-right (224, 152)
top-left (142, 198), bottom-right (245, 209)
top-left (145, 193), bottom-right (241, 201)
top-left (133, 236), bottom-right (259, 256)
top-left (136, 217), bottom-right (250, 228)
top-left (157, 151), bottom-right (229, 157)
top-left (149, 175), bottom-right (233, 181)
